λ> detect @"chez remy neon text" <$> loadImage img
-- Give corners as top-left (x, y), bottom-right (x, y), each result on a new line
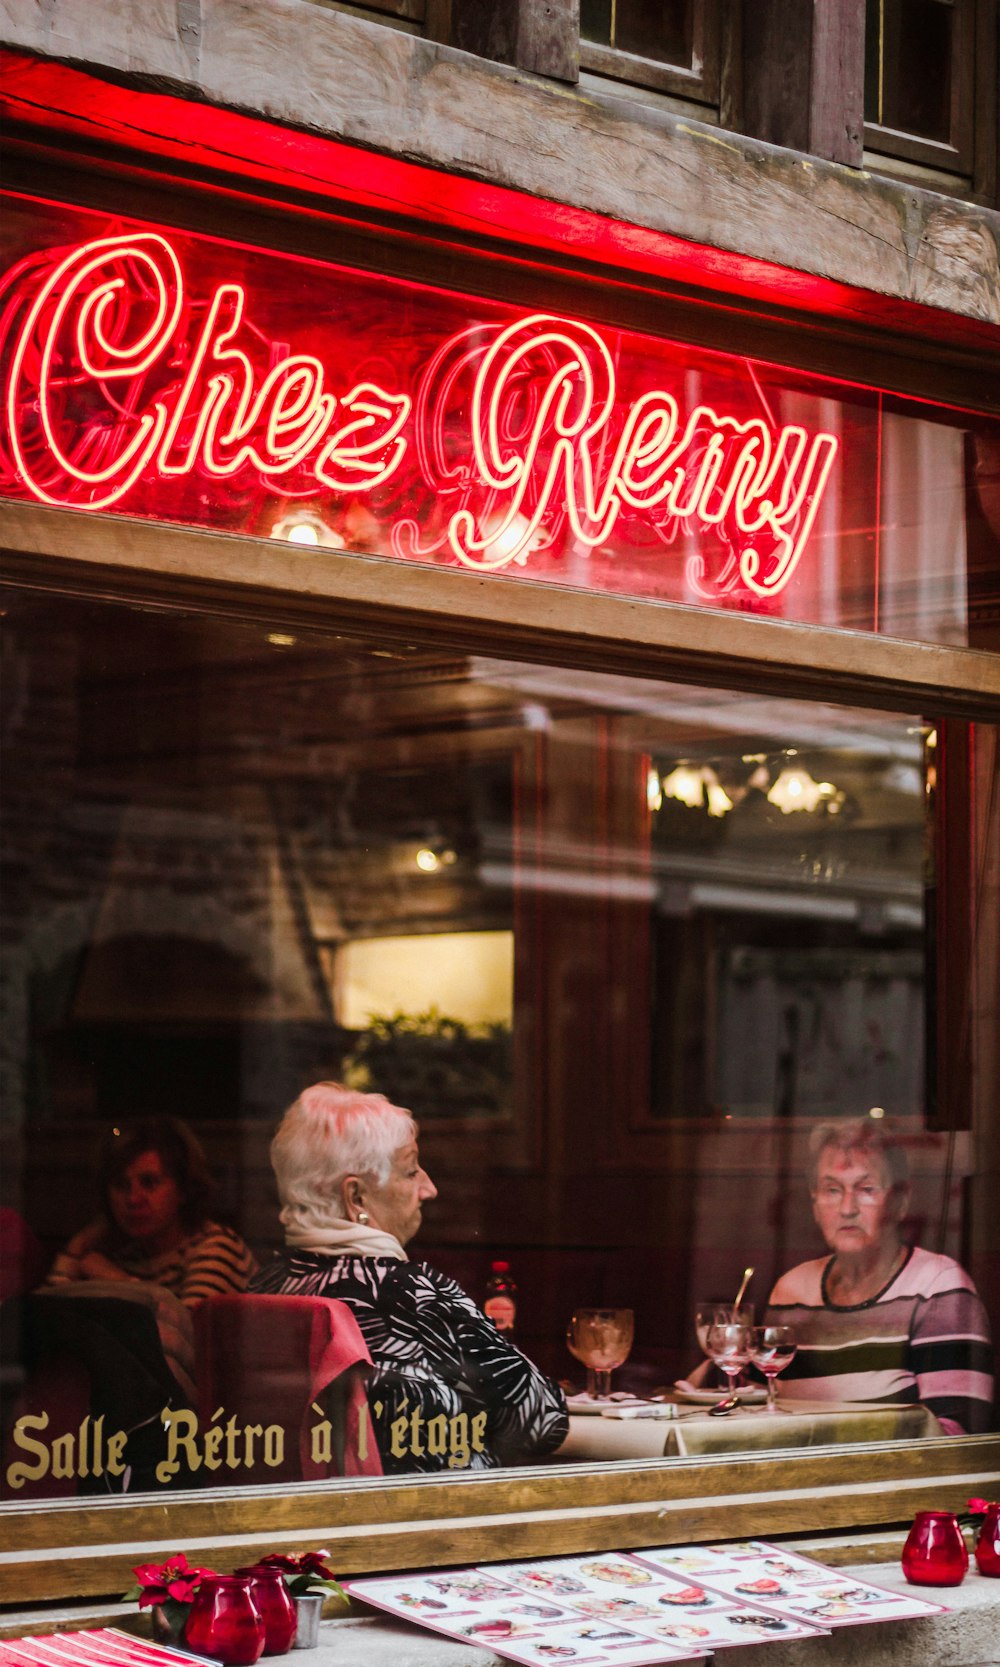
top-left (3, 232), bottom-right (839, 593)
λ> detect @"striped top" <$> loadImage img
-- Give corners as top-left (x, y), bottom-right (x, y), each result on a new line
top-left (250, 1250), bottom-right (569, 1473)
top-left (768, 1245), bottom-right (993, 1435)
top-left (48, 1220), bottom-right (257, 1309)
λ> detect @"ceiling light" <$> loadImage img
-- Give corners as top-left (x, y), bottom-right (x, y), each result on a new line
top-left (415, 847), bottom-right (441, 873)
top-left (270, 509), bottom-right (346, 548)
top-left (767, 766), bottom-right (843, 815)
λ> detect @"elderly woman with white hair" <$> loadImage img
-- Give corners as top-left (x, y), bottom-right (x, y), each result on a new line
top-left (768, 1117), bottom-right (993, 1435)
top-left (250, 1081), bottom-right (568, 1474)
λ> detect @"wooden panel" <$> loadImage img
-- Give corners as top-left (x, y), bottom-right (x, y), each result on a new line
top-left (1, 1436), bottom-right (997, 1601)
top-left (452, 0), bottom-right (579, 82)
top-left (809, 0), bottom-right (865, 166)
top-left (3, 504), bottom-right (1000, 719)
top-left (3, 7), bottom-right (1000, 327)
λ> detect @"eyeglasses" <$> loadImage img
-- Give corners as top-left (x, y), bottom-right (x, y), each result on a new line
top-left (814, 1183), bottom-right (888, 1207)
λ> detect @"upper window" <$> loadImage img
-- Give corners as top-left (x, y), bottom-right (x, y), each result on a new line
top-left (864, 0), bottom-right (976, 175)
top-left (580, 0), bottom-right (722, 106)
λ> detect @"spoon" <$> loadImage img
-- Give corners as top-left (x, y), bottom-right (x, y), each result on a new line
top-left (708, 1394), bottom-right (740, 1417)
top-left (734, 1265), bottom-right (754, 1311)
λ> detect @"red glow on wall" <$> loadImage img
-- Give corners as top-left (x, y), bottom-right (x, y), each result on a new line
top-left (1, 212), bottom-right (843, 599)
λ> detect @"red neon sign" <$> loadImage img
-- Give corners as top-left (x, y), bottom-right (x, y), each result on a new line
top-left (1, 212), bottom-right (840, 601)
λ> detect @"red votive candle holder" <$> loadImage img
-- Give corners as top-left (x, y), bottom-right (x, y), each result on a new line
top-left (184, 1574), bottom-right (266, 1665)
top-left (901, 1511), bottom-right (969, 1587)
top-left (235, 1566), bottom-right (298, 1654)
top-left (974, 1504), bottom-right (1000, 1577)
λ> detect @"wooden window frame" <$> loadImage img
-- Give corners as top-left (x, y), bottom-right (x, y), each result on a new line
top-left (1, 139), bottom-right (999, 1605)
top-left (863, 0), bottom-right (997, 198)
top-left (580, 0), bottom-right (722, 107)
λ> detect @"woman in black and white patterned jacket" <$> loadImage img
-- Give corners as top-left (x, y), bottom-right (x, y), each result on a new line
top-left (250, 1081), bottom-right (568, 1474)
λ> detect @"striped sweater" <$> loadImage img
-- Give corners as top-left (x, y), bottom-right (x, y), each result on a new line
top-left (768, 1245), bottom-right (993, 1435)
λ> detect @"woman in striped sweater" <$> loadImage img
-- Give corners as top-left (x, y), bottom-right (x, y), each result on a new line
top-left (46, 1117), bottom-right (256, 1308)
top-left (768, 1119), bottom-right (993, 1435)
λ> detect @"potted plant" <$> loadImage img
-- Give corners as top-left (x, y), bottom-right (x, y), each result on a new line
top-left (254, 1550), bottom-right (346, 1650)
top-left (342, 1008), bottom-right (512, 1121)
top-left (123, 1552), bottom-right (216, 1646)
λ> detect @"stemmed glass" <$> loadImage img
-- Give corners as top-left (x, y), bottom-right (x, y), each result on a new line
top-left (705, 1319), bottom-right (752, 1403)
top-left (749, 1325), bottom-right (797, 1413)
top-left (695, 1303), bottom-right (754, 1387)
top-left (566, 1308), bottom-right (634, 1399)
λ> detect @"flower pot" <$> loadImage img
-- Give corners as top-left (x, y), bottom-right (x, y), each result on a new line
top-left (292, 1593), bottom-right (324, 1650)
top-left (184, 1574), bottom-right (266, 1665)
top-left (974, 1504), bottom-right (1000, 1577)
top-left (150, 1605), bottom-right (187, 1649)
top-left (901, 1511), bottom-right (969, 1587)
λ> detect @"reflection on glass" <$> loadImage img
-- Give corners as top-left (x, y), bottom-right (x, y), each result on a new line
top-left (0, 589), bottom-right (994, 1501)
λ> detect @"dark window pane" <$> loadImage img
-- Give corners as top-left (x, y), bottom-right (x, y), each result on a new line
top-left (582, 0), bottom-right (694, 68)
top-left (866, 0), bottom-right (955, 145)
top-left (581, 0), bottom-right (613, 44)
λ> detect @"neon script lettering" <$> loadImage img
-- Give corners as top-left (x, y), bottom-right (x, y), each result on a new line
top-left (1, 233), bottom-right (838, 596)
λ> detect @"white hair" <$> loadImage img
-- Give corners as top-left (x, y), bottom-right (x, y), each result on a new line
top-left (270, 1081), bottom-right (415, 1227)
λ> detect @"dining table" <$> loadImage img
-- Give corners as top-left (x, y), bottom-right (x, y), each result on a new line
top-left (555, 1393), bottom-right (944, 1461)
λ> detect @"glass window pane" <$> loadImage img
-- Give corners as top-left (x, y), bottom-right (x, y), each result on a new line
top-left (582, 0), bottom-right (694, 67)
top-left (2, 194), bottom-right (998, 652)
top-left (866, 0), bottom-right (955, 145)
top-left (2, 590), bottom-right (995, 1501)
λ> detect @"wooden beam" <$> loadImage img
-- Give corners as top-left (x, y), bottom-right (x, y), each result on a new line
top-left (451, 0), bottom-right (579, 82)
top-left (741, 0), bottom-right (865, 167)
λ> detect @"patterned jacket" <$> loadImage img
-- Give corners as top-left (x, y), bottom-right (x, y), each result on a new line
top-left (250, 1251), bottom-right (569, 1472)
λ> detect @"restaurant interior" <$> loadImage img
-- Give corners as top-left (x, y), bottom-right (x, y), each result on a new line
top-left (0, 583), bottom-right (993, 1489)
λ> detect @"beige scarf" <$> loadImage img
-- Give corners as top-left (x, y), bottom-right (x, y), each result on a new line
top-left (280, 1206), bottom-right (406, 1261)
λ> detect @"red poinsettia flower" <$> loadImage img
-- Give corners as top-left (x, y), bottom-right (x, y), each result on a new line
top-left (131, 1554), bottom-right (214, 1609)
top-left (967, 1498), bottom-right (994, 1515)
top-left (254, 1548), bottom-right (343, 1599)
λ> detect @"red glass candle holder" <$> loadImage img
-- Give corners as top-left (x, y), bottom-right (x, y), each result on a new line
top-left (235, 1566), bottom-right (298, 1654)
top-left (901, 1511), bottom-right (969, 1587)
top-left (974, 1504), bottom-right (1000, 1577)
top-left (184, 1575), bottom-right (266, 1665)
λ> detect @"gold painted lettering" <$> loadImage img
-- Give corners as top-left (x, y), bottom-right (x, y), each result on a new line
top-left (409, 1407), bottom-right (425, 1457)
top-left (203, 1407), bottom-right (225, 1471)
top-left (243, 1423), bottom-right (263, 1467)
top-left (471, 1411), bottom-right (488, 1454)
top-left (6, 1413), bottom-right (51, 1490)
top-left (310, 1401), bottom-right (333, 1466)
top-left (263, 1426), bottom-right (284, 1468)
top-left (426, 1414), bottom-right (448, 1458)
top-left (106, 1428), bottom-right (127, 1476)
top-left (51, 1432), bottom-right (75, 1479)
top-left (157, 1407), bottom-right (202, 1484)
top-left (390, 1412), bottom-right (409, 1459)
top-left (448, 1412), bottom-right (470, 1469)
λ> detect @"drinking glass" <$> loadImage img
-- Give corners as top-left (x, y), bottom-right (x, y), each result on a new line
top-left (566, 1308), bottom-right (634, 1398)
top-left (705, 1319), bottom-right (752, 1399)
top-left (694, 1302), bottom-right (754, 1358)
top-left (748, 1325), bottom-right (797, 1413)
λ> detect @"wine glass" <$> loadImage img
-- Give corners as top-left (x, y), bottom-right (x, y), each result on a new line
top-left (695, 1302), bottom-right (754, 1388)
top-left (566, 1308), bottom-right (634, 1399)
top-left (695, 1302), bottom-right (754, 1357)
top-left (705, 1319), bottom-right (752, 1402)
top-left (749, 1325), bottom-right (797, 1413)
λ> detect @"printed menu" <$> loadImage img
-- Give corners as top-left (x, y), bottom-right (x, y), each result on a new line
top-left (0, 1629), bottom-right (216, 1666)
top-left (346, 1539), bottom-right (945, 1665)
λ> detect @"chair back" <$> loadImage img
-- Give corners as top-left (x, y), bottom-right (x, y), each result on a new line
top-left (195, 1293), bottom-right (382, 1482)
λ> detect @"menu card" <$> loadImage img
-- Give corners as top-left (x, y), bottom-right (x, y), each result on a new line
top-left (0, 1629), bottom-right (216, 1666)
top-left (632, 1541), bottom-right (947, 1629)
top-left (346, 1540), bottom-right (945, 1665)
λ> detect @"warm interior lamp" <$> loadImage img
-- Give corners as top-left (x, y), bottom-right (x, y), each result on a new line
top-left (484, 513), bottom-right (539, 566)
top-left (270, 509), bottom-right (346, 548)
top-left (646, 767), bottom-right (663, 812)
top-left (660, 764), bottom-right (733, 817)
top-left (767, 766), bottom-right (841, 814)
top-left (415, 846), bottom-right (457, 873)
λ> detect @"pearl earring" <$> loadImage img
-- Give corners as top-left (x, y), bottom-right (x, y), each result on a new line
top-left (358, 1211), bottom-right (370, 1225)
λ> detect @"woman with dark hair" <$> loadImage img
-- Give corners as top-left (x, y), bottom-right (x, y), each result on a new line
top-left (46, 1118), bottom-right (256, 1308)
